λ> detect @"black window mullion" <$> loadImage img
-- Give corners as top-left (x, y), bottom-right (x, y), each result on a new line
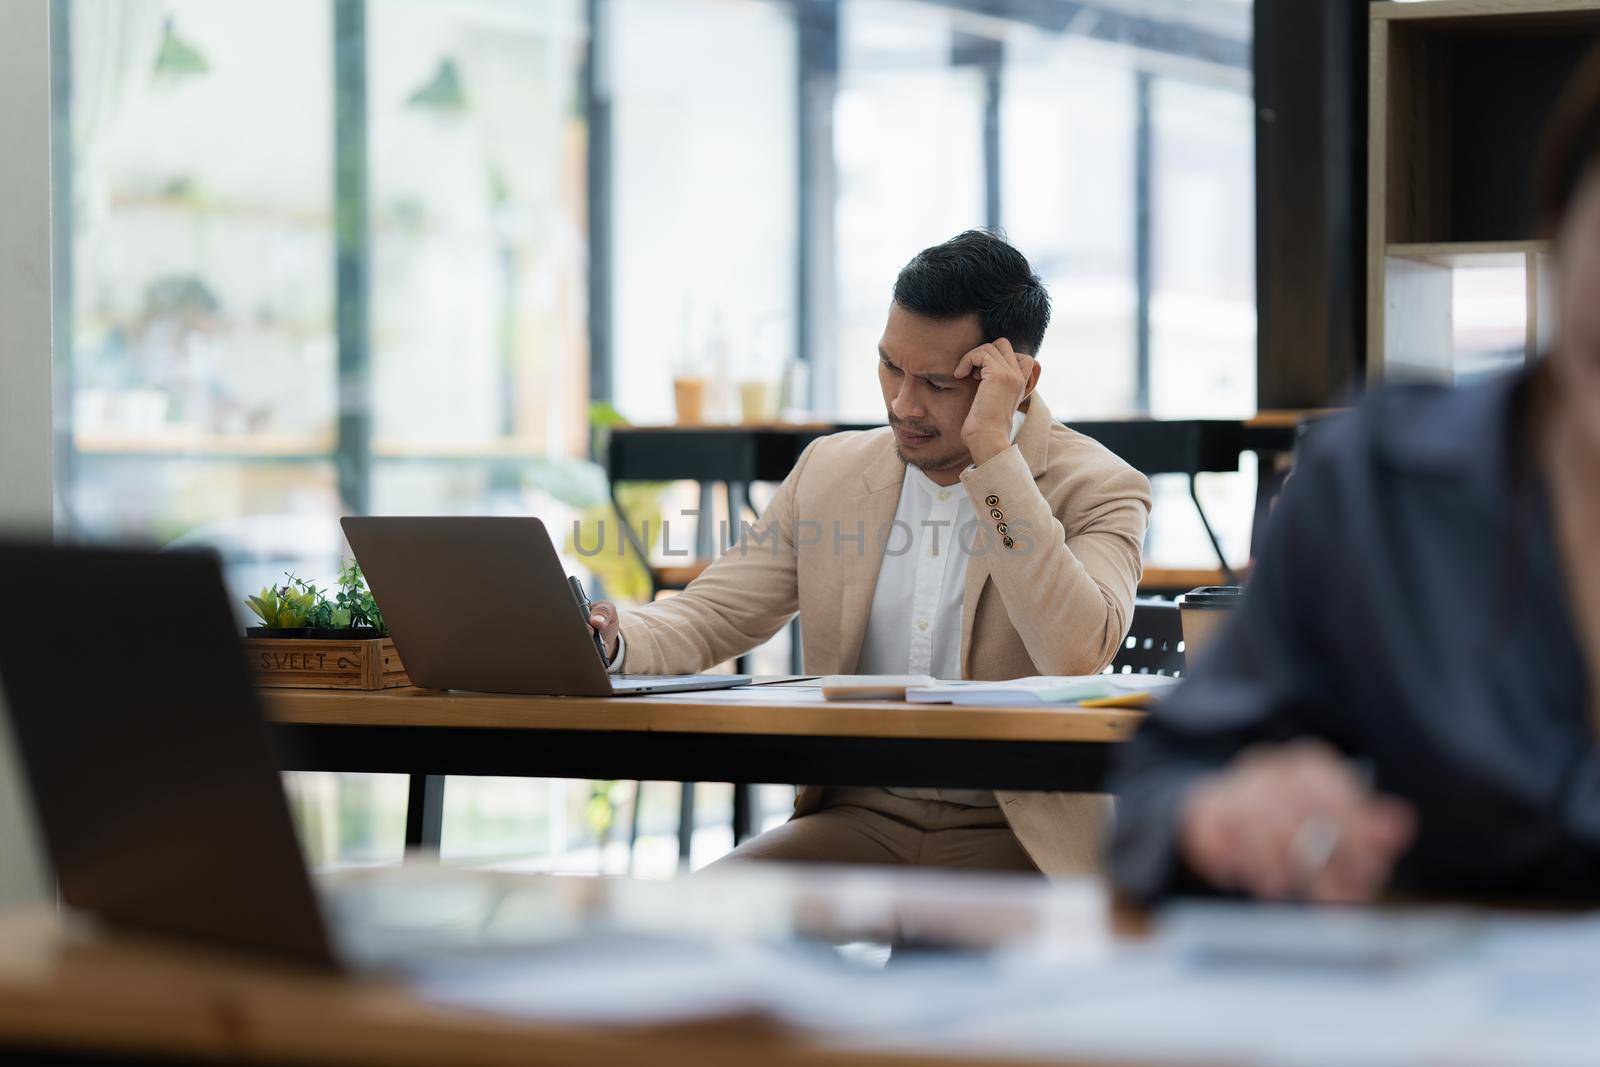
top-left (585, 0), bottom-right (613, 414)
top-left (1134, 68), bottom-right (1154, 414)
top-left (796, 0), bottom-right (839, 412)
top-left (333, 0), bottom-right (372, 515)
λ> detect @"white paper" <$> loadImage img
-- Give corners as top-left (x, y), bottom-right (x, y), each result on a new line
top-left (906, 673), bottom-right (1181, 705)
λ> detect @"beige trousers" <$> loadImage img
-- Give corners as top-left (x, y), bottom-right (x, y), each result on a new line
top-left (706, 787), bottom-right (1038, 873)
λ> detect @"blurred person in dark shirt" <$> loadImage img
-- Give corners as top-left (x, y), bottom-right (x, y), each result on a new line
top-left (1111, 49), bottom-right (1600, 904)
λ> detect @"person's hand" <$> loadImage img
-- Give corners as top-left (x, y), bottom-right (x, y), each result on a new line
top-left (586, 601), bottom-right (621, 661)
top-left (954, 338), bottom-right (1039, 466)
top-left (1177, 740), bottom-right (1417, 904)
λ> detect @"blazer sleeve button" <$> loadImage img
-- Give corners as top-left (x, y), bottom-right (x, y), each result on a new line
top-left (1002, 536), bottom-right (1015, 549)
top-left (989, 508), bottom-right (1003, 520)
top-left (985, 495), bottom-right (999, 507)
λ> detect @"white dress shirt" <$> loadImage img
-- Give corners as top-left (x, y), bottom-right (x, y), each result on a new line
top-left (860, 411), bottom-right (1025, 806)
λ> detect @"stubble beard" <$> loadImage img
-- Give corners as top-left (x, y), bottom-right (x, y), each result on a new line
top-left (894, 440), bottom-right (970, 473)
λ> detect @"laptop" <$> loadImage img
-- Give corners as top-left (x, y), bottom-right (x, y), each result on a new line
top-left (0, 541), bottom-right (539, 972)
top-left (340, 516), bottom-right (750, 696)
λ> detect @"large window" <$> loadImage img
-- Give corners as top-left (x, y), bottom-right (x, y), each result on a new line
top-left (604, 0), bottom-right (798, 426)
top-left (60, 0), bottom-right (339, 593)
top-left (367, 0), bottom-right (590, 485)
top-left (1002, 37), bottom-right (1138, 419)
top-left (55, 0), bottom-right (612, 874)
top-left (832, 1), bottom-right (986, 420)
top-left (58, 0), bottom-right (589, 586)
top-left (817, 0), bottom-right (1255, 425)
top-left (1149, 77), bottom-right (1256, 420)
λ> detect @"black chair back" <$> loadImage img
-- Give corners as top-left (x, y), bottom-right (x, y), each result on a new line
top-left (1107, 599), bottom-right (1186, 677)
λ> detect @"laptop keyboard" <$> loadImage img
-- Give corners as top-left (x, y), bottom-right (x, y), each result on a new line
top-left (612, 674), bottom-right (706, 687)
top-left (609, 674), bottom-right (751, 692)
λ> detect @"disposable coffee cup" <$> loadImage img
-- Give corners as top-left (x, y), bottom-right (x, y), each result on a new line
top-left (1177, 586), bottom-right (1242, 662)
top-left (673, 376), bottom-right (708, 425)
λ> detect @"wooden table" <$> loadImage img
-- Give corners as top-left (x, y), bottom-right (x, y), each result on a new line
top-left (653, 562), bottom-right (1248, 596)
top-left (1136, 565), bottom-right (1245, 596)
top-left (0, 866), bottom-right (1118, 1067)
top-left (264, 684), bottom-right (1141, 851)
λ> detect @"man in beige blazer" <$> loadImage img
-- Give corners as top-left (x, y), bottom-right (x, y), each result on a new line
top-left (587, 230), bottom-right (1151, 877)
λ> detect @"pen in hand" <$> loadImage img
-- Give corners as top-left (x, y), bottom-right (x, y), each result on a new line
top-left (568, 576), bottom-right (611, 664)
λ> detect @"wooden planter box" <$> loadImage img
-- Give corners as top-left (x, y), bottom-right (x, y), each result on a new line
top-left (246, 637), bottom-right (409, 690)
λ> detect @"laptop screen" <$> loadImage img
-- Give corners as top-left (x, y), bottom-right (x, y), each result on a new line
top-left (0, 542), bottom-right (337, 969)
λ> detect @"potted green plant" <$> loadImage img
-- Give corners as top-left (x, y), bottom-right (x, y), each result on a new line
top-left (245, 565), bottom-right (408, 690)
top-left (331, 560), bottom-right (386, 638)
top-left (286, 575), bottom-right (349, 640)
top-left (244, 584), bottom-right (313, 638)
top-left (281, 563), bottom-right (385, 640)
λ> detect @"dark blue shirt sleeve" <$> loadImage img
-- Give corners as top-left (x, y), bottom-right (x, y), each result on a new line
top-left (1109, 425), bottom-right (1350, 900)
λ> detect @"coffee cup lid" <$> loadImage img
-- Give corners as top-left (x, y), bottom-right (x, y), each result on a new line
top-left (1179, 585), bottom-right (1242, 608)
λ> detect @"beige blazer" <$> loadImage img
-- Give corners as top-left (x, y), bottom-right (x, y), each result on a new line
top-left (616, 394), bottom-right (1152, 876)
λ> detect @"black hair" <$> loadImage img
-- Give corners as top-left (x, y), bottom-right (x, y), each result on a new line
top-left (892, 229), bottom-right (1052, 355)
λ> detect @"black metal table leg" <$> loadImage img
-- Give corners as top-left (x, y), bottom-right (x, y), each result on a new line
top-left (625, 780), bottom-right (644, 876)
top-left (725, 480), bottom-right (749, 544)
top-left (677, 781), bottom-right (696, 865)
top-left (731, 783), bottom-right (754, 844)
top-left (403, 774), bottom-right (446, 856)
top-left (1188, 473), bottom-right (1239, 585)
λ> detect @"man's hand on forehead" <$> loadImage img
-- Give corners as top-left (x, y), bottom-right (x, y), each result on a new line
top-left (955, 338), bottom-right (1038, 467)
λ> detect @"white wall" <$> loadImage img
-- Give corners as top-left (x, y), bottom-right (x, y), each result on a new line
top-left (0, 0), bottom-right (54, 906)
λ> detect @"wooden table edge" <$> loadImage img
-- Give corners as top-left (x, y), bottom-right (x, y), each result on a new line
top-left (260, 687), bottom-right (1143, 744)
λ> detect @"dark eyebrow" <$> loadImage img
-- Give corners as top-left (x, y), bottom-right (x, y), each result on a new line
top-left (879, 347), bottom-right (956, 385)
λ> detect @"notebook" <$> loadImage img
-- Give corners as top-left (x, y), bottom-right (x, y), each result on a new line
top-left (905, 674), bottom-right (1181, 707)
top-left (819, 675), bottom-right (936, 701)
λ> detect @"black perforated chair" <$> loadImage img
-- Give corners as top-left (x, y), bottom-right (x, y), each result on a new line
top-left (1106, 598), bottom-right (1186, 678)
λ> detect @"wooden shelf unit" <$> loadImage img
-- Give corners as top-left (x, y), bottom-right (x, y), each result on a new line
top-left (1385, 240), bottom-right (1550, 268)
top-left (1367, 0), bottom-right (1600, 379)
